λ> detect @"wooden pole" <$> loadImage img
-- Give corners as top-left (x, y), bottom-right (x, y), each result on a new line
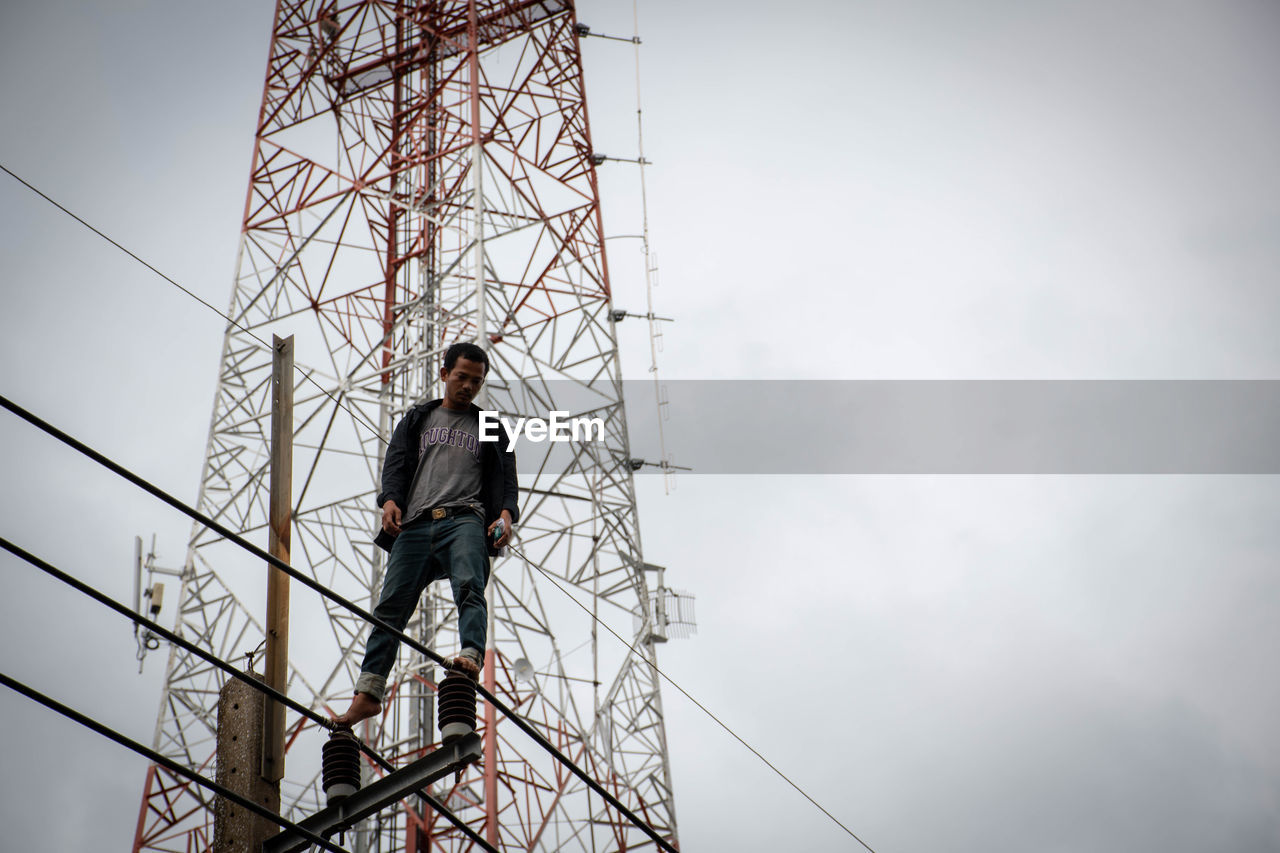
top-left (262, 334), bottom-right (293, 783)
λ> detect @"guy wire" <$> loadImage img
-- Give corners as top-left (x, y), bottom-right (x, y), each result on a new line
top-left (507, 542), bottom-right (878, 853)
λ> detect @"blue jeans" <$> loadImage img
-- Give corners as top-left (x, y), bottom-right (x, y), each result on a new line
top-left (355, 514), bottom-right (489, 701)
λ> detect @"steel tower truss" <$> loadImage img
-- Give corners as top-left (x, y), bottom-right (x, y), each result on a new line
top-left (133, 1), bottom-right (678, 850)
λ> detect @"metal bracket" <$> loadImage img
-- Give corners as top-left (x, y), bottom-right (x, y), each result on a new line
top-left (263, 732), bottom-right (483, 853)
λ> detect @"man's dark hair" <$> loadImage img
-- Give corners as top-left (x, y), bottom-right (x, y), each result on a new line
top-left (443, 341), bottom-right (489, 374)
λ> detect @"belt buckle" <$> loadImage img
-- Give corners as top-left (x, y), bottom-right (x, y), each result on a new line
top-left (431, 507), bottom-right (447, 520)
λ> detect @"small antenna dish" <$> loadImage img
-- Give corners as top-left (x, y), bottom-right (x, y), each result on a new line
top-left (513, 658), bottom-right (535, 684)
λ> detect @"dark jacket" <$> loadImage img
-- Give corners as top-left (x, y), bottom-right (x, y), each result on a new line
top-left (373, 399), bottom-right (520, 555)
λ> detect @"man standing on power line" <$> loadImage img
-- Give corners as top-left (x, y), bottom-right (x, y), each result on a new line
top-left (335, 342), bottom-right (518, 726)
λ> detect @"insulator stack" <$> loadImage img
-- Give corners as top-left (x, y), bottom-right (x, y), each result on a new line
top-left (321, 728), bottom-right (361, 806)
top-left (437, 672), bottom-right (478, 743)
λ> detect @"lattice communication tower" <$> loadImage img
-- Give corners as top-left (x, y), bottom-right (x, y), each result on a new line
top-left (133, 1), bottom-right (678, 849)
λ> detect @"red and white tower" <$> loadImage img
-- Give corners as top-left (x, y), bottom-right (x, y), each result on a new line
top-left (132, 2), bottom-right (679, 849)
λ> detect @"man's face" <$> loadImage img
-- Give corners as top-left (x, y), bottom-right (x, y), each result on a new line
top-left (440, 356), bottom-right (486, 409)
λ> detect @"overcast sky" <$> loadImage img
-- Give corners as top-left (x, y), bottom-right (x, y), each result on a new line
top-left (2, 1), bottom-right (1280, 851)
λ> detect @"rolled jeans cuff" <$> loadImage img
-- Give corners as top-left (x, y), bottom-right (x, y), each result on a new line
top-left (355, 672), bottom-right (387, 703)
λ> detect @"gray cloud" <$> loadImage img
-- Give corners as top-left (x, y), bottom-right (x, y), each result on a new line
top-left (3, 0), bottom-right (1279, 851)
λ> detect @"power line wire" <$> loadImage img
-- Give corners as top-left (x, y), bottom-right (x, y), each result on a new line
top-left (0, 534), bottom-right (496, 853)
top-left (508, 543), bottom-right (878, 853)
top-left (0, 165), bottom-right (851, 842)
top-left (0, 393), bottom-right (677, 853)
top-left (0, 670), bottom-right (350, 853)
top-left (6, 144), bottom-right (690, 845)
top-left (0, 163), bottom-right (241, 346)
top-left (0, 162), bottom-right (388, 447)
top-left (0, 181), bottom-right (850, 840)
top-left (7, 54), bottom-right (706, 849)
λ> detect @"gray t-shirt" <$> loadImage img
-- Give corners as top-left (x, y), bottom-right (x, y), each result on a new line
top-left (404, 406), bottom-right (484, 525)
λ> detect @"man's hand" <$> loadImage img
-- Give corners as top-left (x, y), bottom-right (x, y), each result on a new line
top-left (488, 509), bottom-right (513, 549)
top-left (382, 500), bottom-right (403, 535)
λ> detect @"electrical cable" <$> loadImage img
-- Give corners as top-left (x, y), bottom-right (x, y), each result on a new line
top-left (507, 544), bottom-right (878, 853)
top-left (9, 32), bottom-right (686, 852)
top-left (6, 95), bottom-right (673, 845)
top-left (0, 670), bottom-right (350, 853)
top-left (0, 162), bottom-right (388, 448)
top-left (0, 393), bottom-right (678, 853)
top-left (0, 535), bottom-right (496, 853)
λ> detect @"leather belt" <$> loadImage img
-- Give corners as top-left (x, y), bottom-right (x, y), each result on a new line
top-left (429, 505), bottom-right (473, 520)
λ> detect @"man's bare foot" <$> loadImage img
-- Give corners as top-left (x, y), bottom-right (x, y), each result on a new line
top-left (452, 653), bottom-right (481, 680)
top-left (333, 691), bottom-right (381, 726)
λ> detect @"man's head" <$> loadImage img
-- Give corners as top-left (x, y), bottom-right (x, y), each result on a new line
top-left (439, 341), bottom-right (489, 410)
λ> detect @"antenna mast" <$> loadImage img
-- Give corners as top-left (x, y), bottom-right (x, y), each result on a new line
top-left (133, 2), bottom-right (680, 850)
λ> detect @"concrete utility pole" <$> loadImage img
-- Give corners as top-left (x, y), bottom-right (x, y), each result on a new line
top-left (212, 676), bottom-right (281, 853)
top-left (263, 334), bottom-right (294, 782)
